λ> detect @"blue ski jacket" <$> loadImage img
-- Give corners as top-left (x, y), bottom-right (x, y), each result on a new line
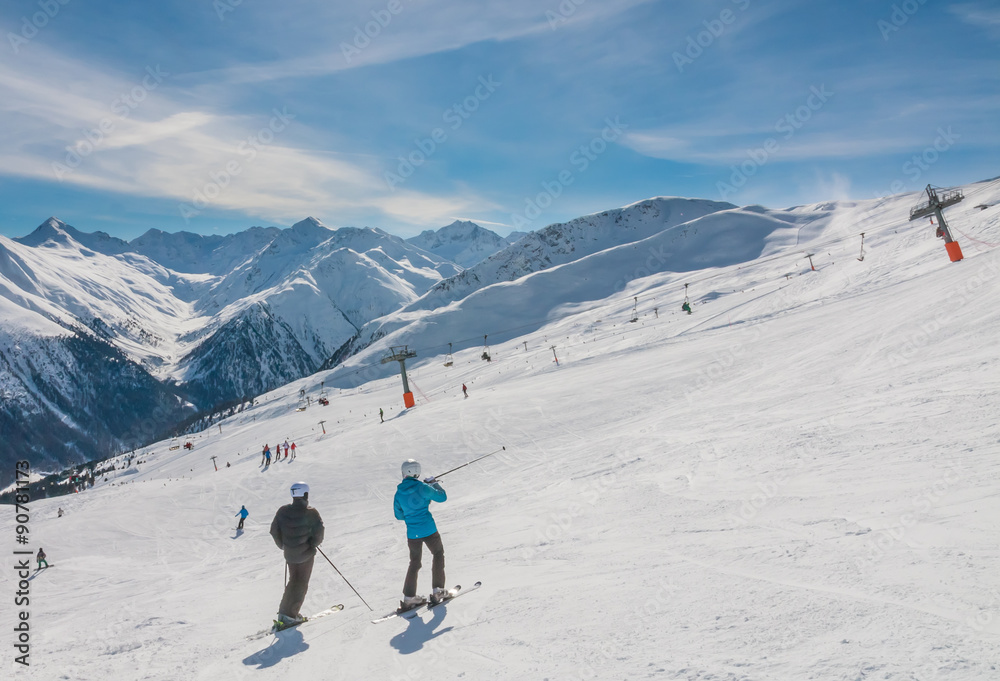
top-left (236, 507), bottom-right (249, 519)
top-left (393, 477), bottom-right (447, 539)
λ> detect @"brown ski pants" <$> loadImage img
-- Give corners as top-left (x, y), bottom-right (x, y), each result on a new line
top-left (278, 557), bottom-right (314, 617)
top-left (403, 532), bottom-right (445, 597)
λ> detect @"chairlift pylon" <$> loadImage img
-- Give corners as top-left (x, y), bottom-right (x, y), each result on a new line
top-left (481, 335), bottom-right (491, 362)
top-left (444, 342), bottom-right (454, 367)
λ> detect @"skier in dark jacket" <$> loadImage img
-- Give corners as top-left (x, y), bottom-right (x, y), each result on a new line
top-left (270, 482), bottom-right (324, 627)
top-left (393, 459), bottom-right (448, 609)
top-left (36, 548), bottom-right (49, 569)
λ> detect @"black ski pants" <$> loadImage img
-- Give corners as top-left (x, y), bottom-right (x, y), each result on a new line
top-left (403, 532), bottom-right (445, 597)
top-left (279, 557), bottom-right (314, 617)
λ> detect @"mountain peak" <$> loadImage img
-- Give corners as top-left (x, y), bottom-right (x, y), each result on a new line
top-left (16, 217), bottom-right (132, 255)
top-left (406, 220), bottom-right (509, 267)
top-left (443, 219), bottom-right (479, 230)
top-left (290, 217), bottom-right (329, 233)
top-left (16, 217), bottom-right (79, 248)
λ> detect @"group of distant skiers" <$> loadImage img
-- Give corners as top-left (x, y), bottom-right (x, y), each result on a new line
top-left (250, 458), bottom-right (448, 628)
top-left (261, 441), bottom-right (296, 466)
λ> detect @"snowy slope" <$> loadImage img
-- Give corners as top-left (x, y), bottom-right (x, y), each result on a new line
top-left (406, 220), bottom-right (512, 268)
top-left (406, 196), bottom-right (737, 313)
top-left (2, 178), bottom-right (998, 681)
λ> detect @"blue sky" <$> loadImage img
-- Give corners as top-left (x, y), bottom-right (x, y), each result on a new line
top-left (1, 0), bottom-right (998, 240)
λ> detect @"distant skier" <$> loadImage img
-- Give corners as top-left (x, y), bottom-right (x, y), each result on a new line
top-left (261, 445), bottom-right (268, 466)
top-left (393, 459), bottom-right (448, 609)
top-left (290, 442), bottom-right (297, 460)
top-left (284, 441), bottom-right (290, 459)
top-left (682, 301), bottom-right (692, 315)
top-left (462, 384), bottom-right (468, 398)
top-left (57, 507), bottom-right (64, 518)
top-left (270, 482), bottom-right (325, 628)
top-left (36, 548), bottom-right (49, 569)
top-left (265, 447), bottom-right (272, 466)
top-left (236, 505), bottom-right (249, 530)
top-left (380, 408), bottom-right (384, 423)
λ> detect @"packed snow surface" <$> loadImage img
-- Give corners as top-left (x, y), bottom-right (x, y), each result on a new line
top-left (3, 180), bottom-right (1000, 680)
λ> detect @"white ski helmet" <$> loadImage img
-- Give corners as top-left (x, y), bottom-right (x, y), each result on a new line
top-left (401, 459), bottom-right (421, 479)
top-left (290, 481), bottom-right (309, 498)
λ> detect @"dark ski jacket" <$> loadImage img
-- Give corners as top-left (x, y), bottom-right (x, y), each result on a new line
top-left (270, 498), bottom-right (324, 564)
top-left (394, 478), bottom-right (446, 539)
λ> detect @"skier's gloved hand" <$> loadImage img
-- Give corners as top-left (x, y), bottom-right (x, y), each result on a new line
top-left (423, 477), bottom-right (436, 484)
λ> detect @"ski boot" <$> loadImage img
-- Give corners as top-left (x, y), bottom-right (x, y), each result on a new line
top-left (397, 595), bottom-right (427, 614)
top-left (274, 613), bottom-right (305, 631)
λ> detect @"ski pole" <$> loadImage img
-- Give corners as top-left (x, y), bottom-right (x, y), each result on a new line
top-left (316, 547), bottom-right (373, 611)
top-left (433, 446), bottom-right (505, 480)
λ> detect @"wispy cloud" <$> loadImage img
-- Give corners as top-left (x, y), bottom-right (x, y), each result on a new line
top-left (0, 45), bottom-right (489, 228)
top-left (949, 2), bottom-right (1000, 36)
top-left (621, 128), bottom-right (923, 164)
top-left (188, 0), bottom-right (655, 86)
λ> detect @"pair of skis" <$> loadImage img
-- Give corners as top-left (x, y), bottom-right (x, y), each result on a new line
top-left (247, 580), bottom-right (482, 639)
top-left (370, 581), bottom-right (482, 624)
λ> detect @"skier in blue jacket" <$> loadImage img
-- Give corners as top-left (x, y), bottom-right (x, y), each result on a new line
top-left (236, 505), bottom-right (249, 530)
top-left (394, 459), bottom-right (448, 609)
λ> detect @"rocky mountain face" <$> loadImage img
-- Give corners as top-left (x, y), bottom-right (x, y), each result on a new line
top-left (0, 316), bottom-right (190, 473)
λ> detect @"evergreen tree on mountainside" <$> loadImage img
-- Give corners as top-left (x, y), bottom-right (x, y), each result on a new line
top-left (0, 331), bottom-right (191, 483)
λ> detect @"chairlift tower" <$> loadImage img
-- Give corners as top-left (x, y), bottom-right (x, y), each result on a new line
top-left (381, 345), bottom-right (417, 408)
top-left (909, 184), bottom-right (964, 262)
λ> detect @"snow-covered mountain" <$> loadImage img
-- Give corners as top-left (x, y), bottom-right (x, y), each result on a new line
top-left (405, 220), bottom-right (513, 268)
top-left (404, 197), bottom-right (737, 313)
top-left (5, 181), bottom-right (998, 477)
top-left (0, 295), bottom-right (190, 473)
top-left (4, 178), bottom-right (998, 681)
top-left (327, 180), bottom-right (1000, 384)
top-left (0, 216), bottom-right (461, 472)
